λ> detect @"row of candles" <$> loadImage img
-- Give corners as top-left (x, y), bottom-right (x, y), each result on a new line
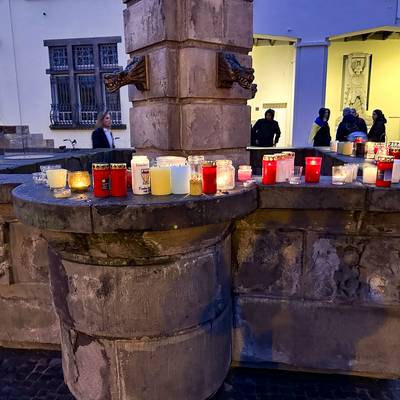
top-left (330, 139), bottom-right (400, 160)
top-left (38, 156), bottom-right (255, 198)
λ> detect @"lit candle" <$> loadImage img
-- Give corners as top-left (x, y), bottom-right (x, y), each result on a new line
top-left (262, 155), bottom-right (277, 185)
top-left (216, 160), bottom-right (235, 191)
top-left (68, 171), bottom-right (91, 192)
top-left (363, 164), bottom-right (377, 184)
top-left (171, 165), bottom-right (190, 194)
top-left (150, 166), bottom-right (171, 195)
top-left (238, 165), bottom-right (252, 182)
top-left (342, 142), bottom-right (354, 156)
top-left (305, 157), bottom-right (322, 183)
top-left (202, 162), bottom-right (217, 194)
top-left (46, 169), bottom-right (68, 189)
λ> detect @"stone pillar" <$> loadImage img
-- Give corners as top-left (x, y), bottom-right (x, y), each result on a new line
top-left (292, 41), bottom-right (330, 147)
top-left (124, 0), bottom-right (254, 164)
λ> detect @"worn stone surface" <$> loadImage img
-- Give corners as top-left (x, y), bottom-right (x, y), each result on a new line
top-left (259, 177), bottom-right (368, 210)
top-left (233, 297), bottom-right (400, 378)
top-left (233, 229), bottom-right (303, 298)
top-left (61, 306), bottom-right (231, 400)
top-left (0, 283), bottom-right (59, 346)
top-left (47, 240), bottom-right (230, 338)
top-left (181, 103), bottom-right (251, 150)
top-left (9, 222), bottom-right (49, 283)
top-left (130, 102), bottom-right (181, 150)
top-left (304, 234), bottom-right (400, 305)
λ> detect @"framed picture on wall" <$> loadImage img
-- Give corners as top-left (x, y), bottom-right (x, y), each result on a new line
top-left (341, 53), bottom-right (372, 114)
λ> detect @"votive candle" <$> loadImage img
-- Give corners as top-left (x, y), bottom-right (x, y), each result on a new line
top-left (238, 165), bottom-right (252, 182)
top-left (363, 164), bottom-right (377, 184)
top-left (171, 164), bottom-right (190, 194)
top-left (150, 166), bottom-right (171, 195)
top-left (46, 168), bottom-right (68, 189)
top-left (305, 157), bottom-right (322, 183)
top-left (262, 155), bottom-right (277, 185)
top-left (202, 162), bottom-right (217, 194)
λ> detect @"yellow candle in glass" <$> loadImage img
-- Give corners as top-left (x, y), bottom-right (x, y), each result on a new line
top-left (150, 167), bottom-right (171, 195)
top-left (68, 171), bottom-right (91, 192)
top-left (46, 169), bottom-right (68, 189)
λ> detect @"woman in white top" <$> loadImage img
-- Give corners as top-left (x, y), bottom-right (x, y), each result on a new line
top-left (92, 111), bottom-right (115, 149)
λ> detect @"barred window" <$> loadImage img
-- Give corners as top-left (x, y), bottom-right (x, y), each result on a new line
top-left (44, 37), bottom-right (125, 129)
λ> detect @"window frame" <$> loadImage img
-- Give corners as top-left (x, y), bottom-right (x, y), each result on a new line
top-left (44, 36), bottom-right (126, 130)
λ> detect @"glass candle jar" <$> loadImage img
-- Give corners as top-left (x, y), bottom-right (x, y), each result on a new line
top-left (305, 157), bottom-right (322, 183)
top-left (46, 169), bottom-right (68, 189)
top-left (332, 166), bottom-right (347, 185)
top-left (330, 140), bottom-right (339, 152)
top-left (110, 163), bottom-right (127, 197)
top-left (376, 155), bottom-right (394, 188)
top-left (262, 155), bottom-right (277, 185)
top-left (131, 156), bottom-right (150, 195)
top-left (238, 165), bottom-right (252, 182)
top-left (389, 143), bottom-right (400, 160)
top-left (188, 155), bottom-right (204, 196)
top-left (355, 138), bottom-right (366, 158)
top-left (92, 163), bottom-right (110, 197)
top-left (342, 141), bottom-right (354, 156)
top-left (365, 142), bottom-right (376, 160)
top-left (392, 159), bottom-right (400, 184)
top-left (282, 151), bottom-right (295, 181)
top-left (171, 164), bottom-right (190, 194)
top-left (362, 163), bottom-right (377, 184)
top-left (216, 160), bottom-right (235, 191)
top-left (275, 154), bottom-right (286, 183)
top-left (202, 161), bottom-right (217, 194)
top-left (150, 165), bottom-right (172, 195)
top-left (68, 171), bottom-right (91, 192)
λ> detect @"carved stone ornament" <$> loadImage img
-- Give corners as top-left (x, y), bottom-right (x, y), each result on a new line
top-left (217, 52), bottom-right (255, 91)
top-left (104, 55), bottom-right (149, 93)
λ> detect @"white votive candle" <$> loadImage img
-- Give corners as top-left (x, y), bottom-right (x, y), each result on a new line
top-left (392, 160), bottom-right (400, 184)
top-left (46, 169), bottom-right (68, 189)
top-left (171, 165), bottom-right (190, 194)
top-left (363, 164), bottom-right (377, 184)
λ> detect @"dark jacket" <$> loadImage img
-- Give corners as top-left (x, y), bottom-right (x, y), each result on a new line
top-left (368, 118), bottom-right (386, 143)
top-left (251, 119), bottom-right (281, 147)
top-left (92, 127), bottom-right (115, 149)
top-left (336, 115), bottom-right (359, 142)
top-left (313, 124), bottom-right (331, 147)
top-left (355, 117), bottom-right (368, 134)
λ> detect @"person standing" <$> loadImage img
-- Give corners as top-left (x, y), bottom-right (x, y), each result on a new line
top-left (368, 109), bottom-right (387, 143)
top-left (351, 108), bottom-right (368, 134)
top-left (336, 107), bottom-right (359, 142)
top-left (251, 109), bottom-right (281, 147)
top-left (92, 111), bottom-right (115, 149)
top-left (309, 108), bottom-right (331, 147)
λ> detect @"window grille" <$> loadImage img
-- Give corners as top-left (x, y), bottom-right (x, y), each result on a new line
top-left (74, 45), bottom-right (94, 70)
top-left (49, 47), bottom-right (68, 71)
top-left (45, 37), bottom-right (124, 129)
top-left (100, 44), bottom-right (118, 68)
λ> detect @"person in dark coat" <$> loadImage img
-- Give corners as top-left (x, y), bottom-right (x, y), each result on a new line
top-left (308, 108), bottom-right (331, 147)
top-left (251, 109), bottom-right (281, 147)
top-left (336, 107), bottom-right (359, 142)
top-left (351, 108), bottom-right (368, 134)
top-left (92, 111), bottom-right (115, 149)
top-left (368, 109), bottom-right (387, 143)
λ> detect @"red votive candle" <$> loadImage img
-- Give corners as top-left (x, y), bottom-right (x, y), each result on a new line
top-left (305, 157), bottom-right (322, 183)
top-left (389, 144), bottom-right (400, 160)
top-left (376, 155), bottom-right (394, 188)
top-left (110, 163), bottom-right (127, 197)
top-left (92, 163), bottom-right (110, 198)
top-left (262, 155), bottom-right (277, 185)
top-left (202, 162), bottom-right (217, 194)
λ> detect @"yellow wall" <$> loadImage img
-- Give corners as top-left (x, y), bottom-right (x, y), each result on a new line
top-left (326, 40), bottom-right (400, 142)
top-left (249, 44), bottom-right (296, 147)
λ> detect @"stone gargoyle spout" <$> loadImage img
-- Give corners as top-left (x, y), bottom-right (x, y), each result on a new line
top-left (104, 55), bottom-right (149, 93)
top-left (217, 52), bottom-right (255, 92)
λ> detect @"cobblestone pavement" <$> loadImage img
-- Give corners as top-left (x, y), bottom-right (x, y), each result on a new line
top-left (1, 349), bottom-right (400, 400)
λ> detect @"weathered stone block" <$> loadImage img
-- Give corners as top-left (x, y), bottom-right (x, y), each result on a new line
top-left (128, 46), bottom-right (179, 101)
top-left (130, 102), bottom-right (180, 150)
top-left (10, 222), bottom-right (49, 283)
top-left (304, 234), bottom-right (400, 305)
top-left (50, 244), bottom-right (230, 337)
top-left (367, 187), bottom-right (400, 212)
top-left (233, 297), bottom-right (400, 378)
top-left (236, 209), bottom-right (361, 234)
top-left (0, 283), bottom-right (59, 346)
top-left (179, 47), bottom-right (252, 99)
top-left (361, 212), bottom-right (400, 235)
top-left (124, 0), bottom-right (179, 53)
top-left (181, 103), bottom-right (250, 150)
top-left (61, 306), bottom-right (231, 400)
top-left (259, 179), bottom-right (367, 210)
top-left (233, 229), bottom-right (302, 298)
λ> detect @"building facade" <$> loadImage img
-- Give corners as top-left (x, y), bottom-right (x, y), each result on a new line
top-left (1, 0), bottom-right (400, 149)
